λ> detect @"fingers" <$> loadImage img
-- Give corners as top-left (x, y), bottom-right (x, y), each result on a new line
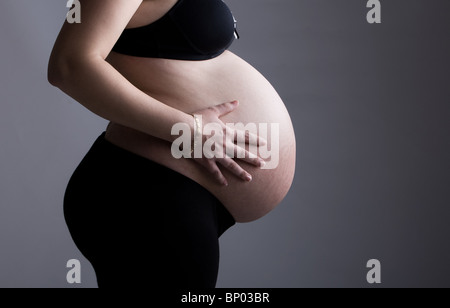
top-left (198, 155), bottom-right (255, 186)
top-left (228, 145), bottom-right (266, 168)
top-left (200, 156), bottom-right (256, 186)
top-left (204, 159), bottom-right (229, 187)
top-left (234, 129), bottom-right (267, 146)
top-left (214, 100), bottom-right (239, 118)
top-left (217, 157), bottom-right (253, 183)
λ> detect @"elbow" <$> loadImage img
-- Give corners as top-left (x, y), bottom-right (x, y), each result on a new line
top-left (47, 53), bottom-right (89, 88)
top-left (47, 69), bottom-right (62, 88)
top-left (48, 53), bottom-right (102, 89)
top-left (47, 55), bottom-right (69, 88)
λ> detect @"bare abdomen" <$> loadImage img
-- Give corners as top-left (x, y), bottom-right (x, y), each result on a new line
top-left (105, 51), bottom-right (296, 222)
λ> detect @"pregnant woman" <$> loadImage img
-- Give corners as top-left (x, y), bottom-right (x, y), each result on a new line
top-left (49, 0), bottom-right (296, 288)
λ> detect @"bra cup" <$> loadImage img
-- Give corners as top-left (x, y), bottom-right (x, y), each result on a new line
top-left (170, 0), bottom-right (236, 55)
top-left (112, 0), bottom-right (236, 60)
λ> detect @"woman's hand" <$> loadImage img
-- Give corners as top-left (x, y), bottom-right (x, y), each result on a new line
top-left (192, 101), bottom-right (266, 186)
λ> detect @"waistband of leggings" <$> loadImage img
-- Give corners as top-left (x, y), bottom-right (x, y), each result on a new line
top-left (94, 131), bottom-right (195, 175)
top-left (93, 131), bottom-right (236, 225)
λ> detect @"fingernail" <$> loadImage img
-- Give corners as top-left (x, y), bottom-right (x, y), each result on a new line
top-left (246, 174), bottom-right (253, 182)
top-left (223, 180), bottom-right (229, 187)
top-left (260, 160), bottom-right (266, 168)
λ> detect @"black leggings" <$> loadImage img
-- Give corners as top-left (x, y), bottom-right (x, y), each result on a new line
top-left (63, 132), bottom-right (235, 288)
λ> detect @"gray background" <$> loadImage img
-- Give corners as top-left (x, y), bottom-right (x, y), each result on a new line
top-left (0, 0), bottom-right (449, 288)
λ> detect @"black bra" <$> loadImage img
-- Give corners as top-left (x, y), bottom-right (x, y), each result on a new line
top-left (112, 0), bottom-right (238, 61)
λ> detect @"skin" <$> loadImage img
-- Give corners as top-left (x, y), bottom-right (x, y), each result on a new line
top-left (48, 0), bottom-right (296, 222)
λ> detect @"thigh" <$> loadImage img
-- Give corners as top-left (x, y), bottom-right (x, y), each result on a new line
top-left (161, 173), bottom-right (223, 288)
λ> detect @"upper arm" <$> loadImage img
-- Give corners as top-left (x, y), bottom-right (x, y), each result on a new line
top-left (51, 0), bottom-right (143, 61)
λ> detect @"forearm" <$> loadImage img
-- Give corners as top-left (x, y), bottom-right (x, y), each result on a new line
top-left (49, 55), bottom-right (192, 142)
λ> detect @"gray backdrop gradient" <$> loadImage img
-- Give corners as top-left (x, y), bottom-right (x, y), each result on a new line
top-left (0, 0), bottom-right (449, 288)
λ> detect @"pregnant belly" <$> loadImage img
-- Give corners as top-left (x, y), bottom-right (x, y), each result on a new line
top-left (105, 51), bottom-right (296, 222)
